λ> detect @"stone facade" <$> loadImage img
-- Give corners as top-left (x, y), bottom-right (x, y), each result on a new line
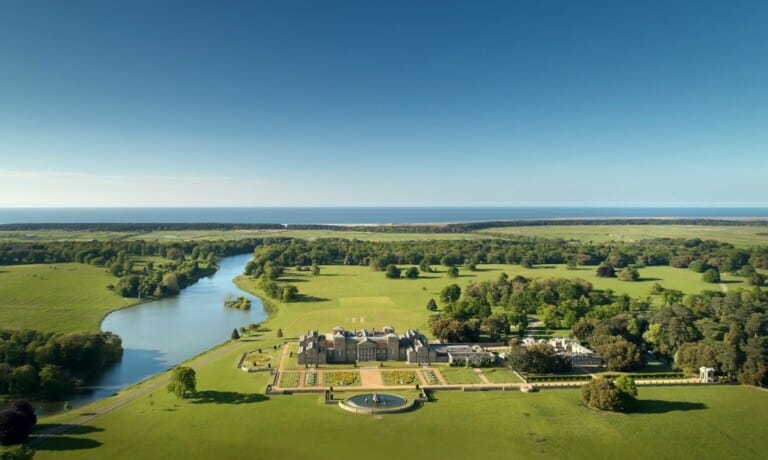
top-left (522, 337), bottom-right (602, 366)
top-left (433, 344), bottom-right (496, 366)
top-left (297, 326), bottom-right (434, 365)
top-left (297, 326), bottom-right (501, 366)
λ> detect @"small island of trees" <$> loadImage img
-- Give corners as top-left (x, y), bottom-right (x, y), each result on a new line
top-left (224, 295), bottom-right (251, 310)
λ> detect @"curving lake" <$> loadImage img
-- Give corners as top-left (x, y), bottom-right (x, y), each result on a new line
top-left (54, 253), bottom-right (266, 411)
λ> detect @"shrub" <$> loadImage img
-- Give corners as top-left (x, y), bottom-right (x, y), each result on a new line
top-left (702, 268), bottom-right (721, 283)
top-left (581, 378), bottom-right (623, 412)
top-left (0, 400), bottom-right (37, 446)
top-left (596, 265), bottom-right (616, 278)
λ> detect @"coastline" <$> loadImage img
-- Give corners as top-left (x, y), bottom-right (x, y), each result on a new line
top-left (4, 206), bottom-right (768, 226)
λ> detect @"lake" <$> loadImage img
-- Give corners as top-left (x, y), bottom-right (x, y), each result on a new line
top-left (45, 253), bottom-right (266, 413)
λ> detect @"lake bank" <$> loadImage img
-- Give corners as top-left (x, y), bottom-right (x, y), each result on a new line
top-left (30, 253), bottom-right (267, 414)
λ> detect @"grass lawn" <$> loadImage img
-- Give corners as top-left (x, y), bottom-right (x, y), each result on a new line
top-left (13, 227), bottom-right (768, 459)
top-left (30, 337), bottom-right (768, 460)
top-left (0, 263), bottom-right (138, 333)
top-left (439, 366), bottom-right (483, 384)
top-left (481, 224), bottom-right (768, 247)
top-left (278, 372), bottom-right (299, 387)
top-left (236, 263), bottom-right (746, 342)
top-left (483, 367), bottom-right (524, 384)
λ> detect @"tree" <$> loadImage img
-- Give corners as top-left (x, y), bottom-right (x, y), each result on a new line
top-left (161, 272), bottom-right (180, 295)
top-left (9, 366), bottom-right (37, 395)
top-left (6, 402), bottom-right (35, 433)
top-left (0, 401), bottom-right (36, 446)
top-left (38, 365), bottom-right (73, 399)
top-left (231, 328), bottom-right (240, 340)
top-left (384, 264), bottom-right (401, 279)
top-left (440, 284), bottom-right (461, 305)
top-left (0, 364), bottom-right (11, 394)
top-left (280, 285), bottom-right (299, 302)
top-left (429, 316), bottom-right (481, 343)
top-left (167, 366), bottom-right (196, 399)
top-left (702, 268), bottom-right (721, 283)
top-left (581, 378), bottom-right (623, 412)
top-left (688, 260), bottom-right (707, 273)
top-left (404, 267), bottom-right (420, 279)
top-left (596, 264), bottom-right (616, 278)
top-left (426, 298), bottom-right (438, 311)
top-left (446, 266), bottom-right (459, 278)
top-left (617, 267), bottom-right (640, 282)
top-left (520, 256), bottom-right (533, 269)
top-left (0, 445), bottom-right (36, 460)
top-left (592, 336), bottom-right (644, 371)
top-left (507, 343), bottom-right (571, 374)
top-left (613, 375), bottom-right (638, 405)
top-left (419, 258), bottom-right (432, 273)
top-left (483, 312), bottom-right (510, 341)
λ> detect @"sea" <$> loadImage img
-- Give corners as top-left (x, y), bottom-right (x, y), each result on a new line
top-left (1, 207), bottom-right (768, 225)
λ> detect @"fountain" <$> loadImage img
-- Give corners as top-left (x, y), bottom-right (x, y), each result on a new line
top-left (339, 392), bottom-right (414, 414)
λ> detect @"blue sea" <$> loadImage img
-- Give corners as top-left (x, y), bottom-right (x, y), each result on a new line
top-left (1, 207), bottom-right (768, 225)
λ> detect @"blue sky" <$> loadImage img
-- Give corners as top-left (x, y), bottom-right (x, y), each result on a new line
top-left (1, 0), bottom-right (766, 207)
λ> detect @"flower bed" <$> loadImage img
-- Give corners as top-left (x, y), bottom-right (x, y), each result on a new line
top-left (324, 371), bottom-right (360, 387)
top-left (382, 370), bottom-right (418, 385)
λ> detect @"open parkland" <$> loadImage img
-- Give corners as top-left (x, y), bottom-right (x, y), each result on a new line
top-left (0, 224), bottom-right (767, 459)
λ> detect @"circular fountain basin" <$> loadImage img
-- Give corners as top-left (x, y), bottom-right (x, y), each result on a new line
top-left (338, 393), bottom-right (415, 414)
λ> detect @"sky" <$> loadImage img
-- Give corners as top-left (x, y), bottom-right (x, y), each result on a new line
top-left (1, 0), bottom-right (767, 207)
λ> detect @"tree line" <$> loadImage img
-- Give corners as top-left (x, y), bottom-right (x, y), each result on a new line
top-left (236, 236), bottom-right (768, 273)
top-left (1, 218), bottom-right (767, 234)
top-left (0, 329), bottom-right (123, 400)
top-left (0, 239), bottom-right (259, 266)
top-left (0, 239), bottom-right (262, 301)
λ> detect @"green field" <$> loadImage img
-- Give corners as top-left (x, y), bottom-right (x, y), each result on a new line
top-left (30, 332), bottom-right (768, 460)
top-left (482, 224), bottom-right (768, 247)
top-left (236, 263), bottom-right (747, 341)
top-left (7, 225), bottom-right (767, 459)
top-left (0, 263), bottom-right (138, 333)
top-left (4, 224), bottom-right (768, 246)
top-left (0, 228), bottom-right (485, 243)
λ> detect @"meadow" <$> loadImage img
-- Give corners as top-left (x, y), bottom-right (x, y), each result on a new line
top-left (3, 225), bottom-right (766, 459)
top-left (481, 224), bottom-right (768, 247)
top-left (29, 329), bottom-right (768, 460)
top-left (0, 263), bottom-right (138, 333)
top-left (236, 262), bottom-right (746, 340)
top-left (2, 224), bottom-right (767, 247)
top-left (0, 228), bottom-right (487, 243)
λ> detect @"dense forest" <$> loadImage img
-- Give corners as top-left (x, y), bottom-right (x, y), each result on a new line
top-left (0, 329), bottom-right (123, 399)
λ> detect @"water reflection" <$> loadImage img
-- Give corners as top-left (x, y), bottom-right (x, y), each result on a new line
top-left (39, 253), bottom-right (265, 414)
